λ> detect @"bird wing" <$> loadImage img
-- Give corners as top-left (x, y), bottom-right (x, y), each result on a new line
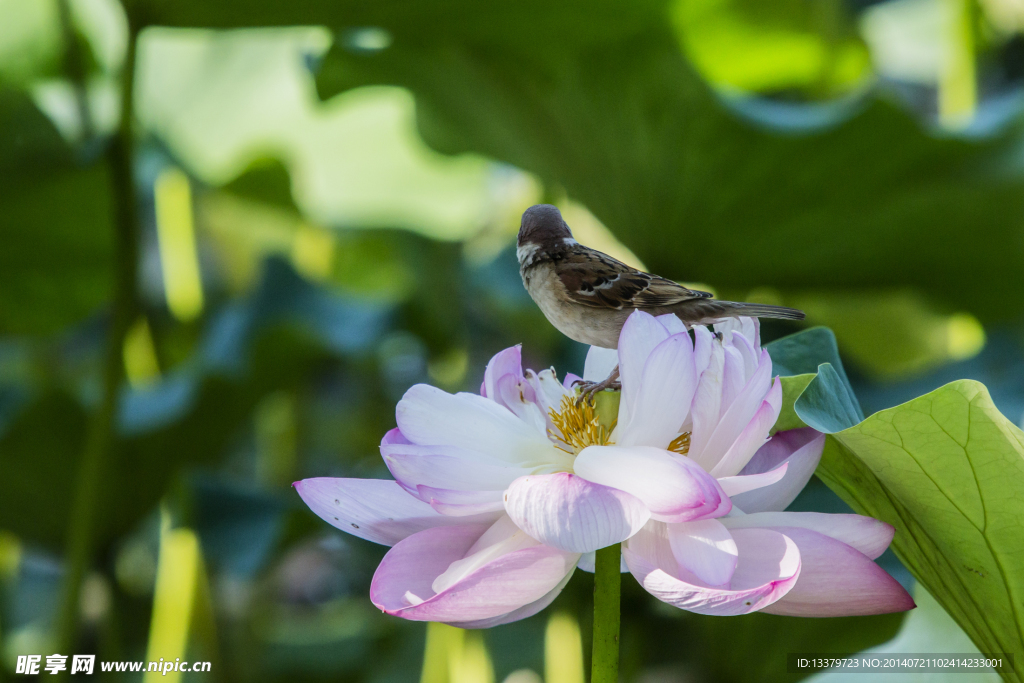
top-left (554, 248), bottom-right (711, 310)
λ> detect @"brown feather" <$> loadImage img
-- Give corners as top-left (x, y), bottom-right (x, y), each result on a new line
top-left (553, 247), bottom-right (710, 310)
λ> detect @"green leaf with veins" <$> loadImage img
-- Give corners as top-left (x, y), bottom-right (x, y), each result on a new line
top-left (817, 381), bottom-right (1024, 680)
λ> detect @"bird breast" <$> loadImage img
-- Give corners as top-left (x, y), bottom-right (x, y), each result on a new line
top-left (521, 262), bottom-right (625, 349)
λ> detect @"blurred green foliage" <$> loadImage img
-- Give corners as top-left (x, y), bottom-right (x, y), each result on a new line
top-left (3, 0), bottom-right (1024, 680)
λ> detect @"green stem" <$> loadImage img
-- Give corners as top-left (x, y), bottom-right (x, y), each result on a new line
top-left (54, 16), bottom-right (140, 660)
top-left (591, 543), bottom-right (621, 683)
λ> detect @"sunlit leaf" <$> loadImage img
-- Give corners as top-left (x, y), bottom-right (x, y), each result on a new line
top-left (817, 380), bottom-right (1024, 676)
top-left (136, 29), bottom-right (536, 241)
top-left (671, 0), bottom-right (871, 96)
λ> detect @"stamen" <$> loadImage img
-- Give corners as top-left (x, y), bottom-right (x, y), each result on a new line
top-left (548, 395), bottom-right (616, 455)
top-left (669, 432), bottom-right (691, 456)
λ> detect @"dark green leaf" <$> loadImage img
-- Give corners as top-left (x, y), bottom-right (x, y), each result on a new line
top-left (794, 363), bottom-right (864, 433)
top-left (0, 89), bottom-right (112, 334)
top-left (766, 327), bottom-right (849, 382)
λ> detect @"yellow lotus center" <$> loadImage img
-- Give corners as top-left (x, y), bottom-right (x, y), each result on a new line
top-left (548, 394), bottom-right (690, 457)
top-left (549, 395), bottom-right (615, 455)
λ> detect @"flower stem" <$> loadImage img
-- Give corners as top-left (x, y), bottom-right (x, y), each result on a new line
top-left (591, 543), bottom-right (621, 683)
top-left (54, 15), bottom-right (140, 661)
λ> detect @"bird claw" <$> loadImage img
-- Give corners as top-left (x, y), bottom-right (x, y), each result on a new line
top-left (573, 377), bottom-right (622, 405)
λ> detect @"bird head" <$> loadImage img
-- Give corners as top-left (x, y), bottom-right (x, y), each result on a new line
top-left (517, 205), bottom-right (575, 266)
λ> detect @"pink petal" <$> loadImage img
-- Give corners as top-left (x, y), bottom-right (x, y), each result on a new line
top-left (294, 478), bottom-right (500, 546)
top-left (482, 345), bottom-right (524, 400)
top-left (732, 429), bottom-right (825, 513)
top-left (709, 377), bottom-right (782, 478)
top-left (617, 334), bottom-right (697, 449)
top-left (623, 522), bottom-right (800, 616)
top-left (504, 473), bottom-right (651, 553)
top-left (450, 570), bottom-right (576, 629)
top-left (667, 519), bottom-right (738, 587)
top-left (381, 427), bottom-right (411, 446)
top-left (759, 528), bottom-right (915, 616)
top-left (583, 346), bottom-right (619, 383)
top-left (494, 373), bottom-right (546, 431)
top-left (722, 512), bottom-right (895, 559)
top-left (396, 384), bottom-right (563, 467)
top-left (416, 486), bottom-right (507, 516)
top-left (573, 445), bottom-right (729, 523)
top-left (370, 523), bottom-right (578, 622)
top-left (717, 462), bottom-right (789, 497)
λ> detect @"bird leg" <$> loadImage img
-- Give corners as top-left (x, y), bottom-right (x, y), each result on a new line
top-left (573, 365), bottom-right (621, 405)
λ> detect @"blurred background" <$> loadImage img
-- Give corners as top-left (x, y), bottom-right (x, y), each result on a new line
top-left (1, 0), bottom-right (1023, 680)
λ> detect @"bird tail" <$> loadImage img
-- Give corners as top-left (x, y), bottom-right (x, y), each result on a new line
top-left (716, 301), bottom-right (802, 321)
top-left (716, 301), bottom-right (805, 321)
top-left (665, 299), bottom-right (806, 325)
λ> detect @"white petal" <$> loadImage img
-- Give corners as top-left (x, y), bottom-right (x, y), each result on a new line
top-left (574, 445), bottom-right (727, 522)
top-left (583, 346), bottom-right (619, 382)
top-left (717, 462), bottom-right (788, 497)
top-left (689, 341), bottom-right (725, 461)
top-left (416, 487), bottom-right (507, 516)
top-left (576, 552), bottom-right (629, 573)
top-left (382, 444), bottom-right (534, 491)
top-left (730, 331), bottom-right (761, 384)
top-left (396, 384), bottom-right (564, 467)
top-left (432, 515), bottom-right (540, 594)
top-left (655, 313), bottom-right (688, 335)
top-left (709, 377), bottom-right (782, 477)
top-left (667, 519), bottom-right (738, 587)
top-left (503, 473), bottom-right (650, 553)
top-left (719, 343), bottom-right (747, 416)
top-left (618, 333), bottom-right (697, 448)
top-left (714, 317), bottom-right (759, 349)
top-left (525, 367), bottom-right (573, 414)
top-left (617, 311), bottom-right (671, 430)
top-left (692, 325), bottom-right (714, 377)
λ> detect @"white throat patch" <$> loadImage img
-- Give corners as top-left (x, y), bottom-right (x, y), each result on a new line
top-left (516, 242), bottom-right (540, 266)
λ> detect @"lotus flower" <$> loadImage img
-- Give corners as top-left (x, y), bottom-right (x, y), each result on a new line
top-left (296, 312), bottom-right (913, 625)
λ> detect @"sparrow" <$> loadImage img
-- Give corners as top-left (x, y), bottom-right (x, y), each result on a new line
top-left (517, 204), bottom-right (805, 397)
